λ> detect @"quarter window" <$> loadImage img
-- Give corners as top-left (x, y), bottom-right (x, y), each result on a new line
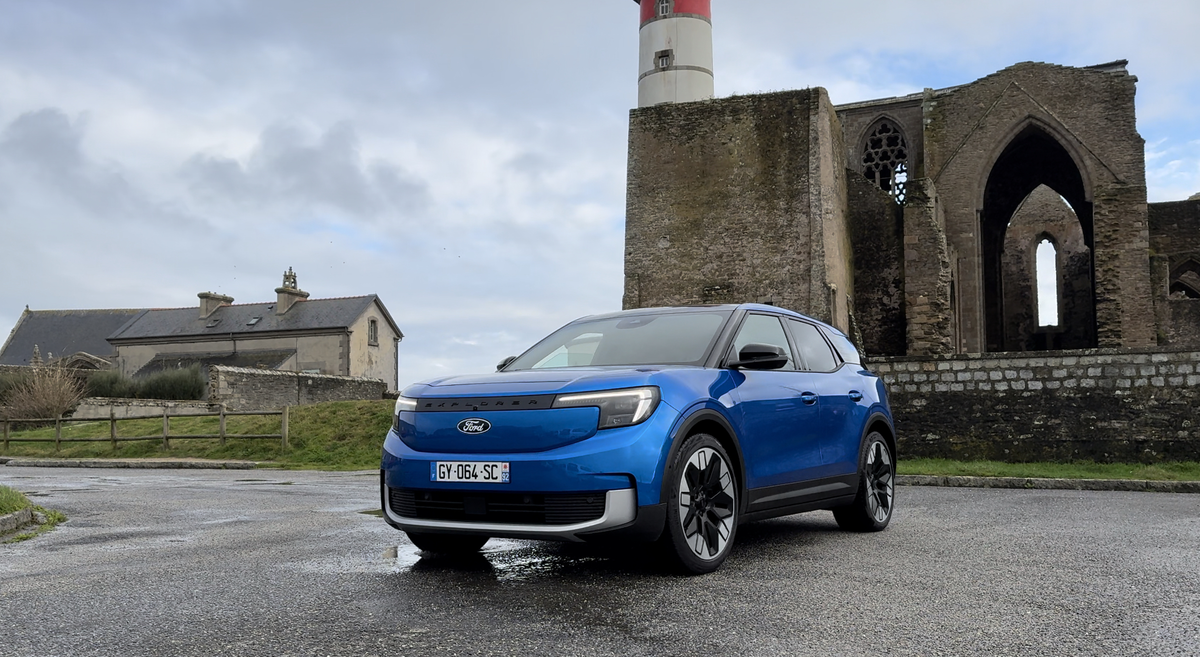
top-left (788, 320), bottom-right (838, 372)
top-left (730, 314), bottom-right (795, 370)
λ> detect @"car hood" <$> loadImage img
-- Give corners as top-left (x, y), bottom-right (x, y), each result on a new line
top-left (404, 367), bottom-right (682, 397)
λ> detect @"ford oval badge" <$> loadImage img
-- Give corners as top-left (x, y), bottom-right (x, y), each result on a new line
top-left (457, 418), bottom-right (491, 434)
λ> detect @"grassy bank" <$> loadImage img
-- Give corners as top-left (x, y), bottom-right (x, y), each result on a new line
top-left (898, 458), bottom-right (1200, 481)
top-left (1, 399), bottom-right (393, 470)
top-left (0, 484), bottom-right (66, 542)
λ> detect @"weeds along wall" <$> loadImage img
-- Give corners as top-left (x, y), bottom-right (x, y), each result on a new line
top-left (208, 365), bottom-right (387, 412)
top-left (868, 349), bottom-right (1200, 462)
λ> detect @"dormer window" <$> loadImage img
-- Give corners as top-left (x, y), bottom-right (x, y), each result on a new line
top-left (368, 319), bottom-right (379, 346)
top-left (657, 0), bottom-right (672, 17)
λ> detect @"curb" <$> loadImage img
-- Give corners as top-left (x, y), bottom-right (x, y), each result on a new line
top-left (3, 459), bottom-right (259, 470)
top-left (0, 508), bottom-right (34, 535)
top-left (897, 474), bottom-right (1200, 494)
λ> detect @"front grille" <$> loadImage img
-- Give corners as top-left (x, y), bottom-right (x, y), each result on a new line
top-left (389, 487), bottom-right (607, 525)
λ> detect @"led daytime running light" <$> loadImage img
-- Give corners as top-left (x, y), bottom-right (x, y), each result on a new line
top-left (553, 387), bottom-right (660, 429)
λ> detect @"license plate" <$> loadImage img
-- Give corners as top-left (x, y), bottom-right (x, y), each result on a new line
top-left (431, 461), bottom-right (510, 484)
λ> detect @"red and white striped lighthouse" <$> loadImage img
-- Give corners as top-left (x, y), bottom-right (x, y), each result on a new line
top-left (635, 0), bottom-right (714, 107)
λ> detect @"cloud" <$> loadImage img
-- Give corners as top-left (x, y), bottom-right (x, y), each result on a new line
top-left (183, 120), bottom-right (430, 224)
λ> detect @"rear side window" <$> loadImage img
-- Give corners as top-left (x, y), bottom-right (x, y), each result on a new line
top-left (787, 319), bottom-right (838, 372)
top-left (821, 328), bottom-right (862, 366)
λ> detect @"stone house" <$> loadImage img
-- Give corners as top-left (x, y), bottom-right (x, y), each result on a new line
top-left (0, 270), bottom-right (403, 389)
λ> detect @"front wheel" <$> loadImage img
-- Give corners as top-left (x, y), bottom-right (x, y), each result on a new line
top-left (662, 433), bottom-right (739, 574)
top-left (833, 432), bottom-right (895, 532)
top-left (405, 531), bottom-right (489, 554)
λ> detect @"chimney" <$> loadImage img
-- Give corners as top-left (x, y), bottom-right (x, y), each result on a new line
top-left (275, 267), bottom-right (310, 315)
top-left (198, 291), bottom-right (234, 318)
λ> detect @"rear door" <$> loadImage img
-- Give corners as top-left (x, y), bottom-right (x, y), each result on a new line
top-left (786, 319), bottom-right (870, 477)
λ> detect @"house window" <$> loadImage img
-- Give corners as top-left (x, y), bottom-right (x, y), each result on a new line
top-left (368, 319), bottom-right (379, 345)
top-left (656, 49), bottom-right (673, 69)
top-left (657, 0), bottom-right (672, 17)
top-left (1035, 239), bottom-right (1059, 326)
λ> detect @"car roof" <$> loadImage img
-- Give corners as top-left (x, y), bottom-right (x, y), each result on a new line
top-left (569, 304), bottom-right (847, 336)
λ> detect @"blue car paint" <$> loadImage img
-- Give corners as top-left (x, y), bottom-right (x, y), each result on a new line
top-left (381, 303), bottom-right (894, 538)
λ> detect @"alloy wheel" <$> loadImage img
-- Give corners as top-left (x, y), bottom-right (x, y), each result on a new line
top-left (677, 446), bottom-right (737, 560)
top-left (865, 440), bottom-right (894, 524)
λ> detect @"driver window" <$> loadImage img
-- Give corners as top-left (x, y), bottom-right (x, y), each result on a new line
top-left (730, 314), bottom-right (795, 370)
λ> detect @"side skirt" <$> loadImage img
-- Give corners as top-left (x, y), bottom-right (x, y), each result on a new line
top-left (742, 474), bottom-right (858, 523)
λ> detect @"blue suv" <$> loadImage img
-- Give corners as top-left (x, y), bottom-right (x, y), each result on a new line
top-left (381, 304), bottom-right (896, 573)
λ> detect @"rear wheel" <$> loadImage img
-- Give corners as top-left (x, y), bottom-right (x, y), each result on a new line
top-left (405, 531), bottom-right (489, 554)
top-left (833, 432), bottom-right (895, 532)
top-left (662, 433), bottom-right (739, 574)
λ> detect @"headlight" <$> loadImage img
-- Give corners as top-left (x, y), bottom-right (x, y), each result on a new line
top-left (393, 396), bottom-right (417, 431)
top-left (553, 387), bottom-right (660, 429)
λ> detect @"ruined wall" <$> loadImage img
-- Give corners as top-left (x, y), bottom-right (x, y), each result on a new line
top-left (837, 95), bottom-right (925, 179)
top-left (1001, 185), bottom-right (1094, 350)
top-left (923, 62), bottom-right (1151, 351)
top-left (847, 172), bottom-right (905, 355)
top-left (901, 178), bottom-right (953, 355)
top-left (207, 365), bottom-right (387, 411)
top-left (623, 89), bottom-right (853, 331)
top-left (72, 398), bottom-right (214, 420)
top-left (1149, 198), bottom-right (1200, 345)
top-left (870, 349), bottom-right (1200, 462)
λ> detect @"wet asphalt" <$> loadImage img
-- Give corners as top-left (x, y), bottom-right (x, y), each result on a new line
top-left (1, 467), bottom-right (1198, 657)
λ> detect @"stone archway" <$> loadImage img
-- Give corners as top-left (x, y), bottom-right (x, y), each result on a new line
top-left (981, 124), bottom-right (1097, 352)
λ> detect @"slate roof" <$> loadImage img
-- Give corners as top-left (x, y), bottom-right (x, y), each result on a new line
top-left (0, 309), bottom-right (145, 366)
top-left (107, 295), bottom-right (402, 343)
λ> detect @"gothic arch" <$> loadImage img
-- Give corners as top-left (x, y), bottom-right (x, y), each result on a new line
top-left (857, 115), bottom-right (911, 203)
top-left (974, 115), bottom-right (1097, 215)
top-left (1170, 258), bottom-right (1200, 298)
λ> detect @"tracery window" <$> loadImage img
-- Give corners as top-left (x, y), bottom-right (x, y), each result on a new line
top-left (861, 120), bottom-right (909, 203)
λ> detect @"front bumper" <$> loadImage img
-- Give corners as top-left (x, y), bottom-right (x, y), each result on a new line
top-left (382, 485), bottom-right (640, 542)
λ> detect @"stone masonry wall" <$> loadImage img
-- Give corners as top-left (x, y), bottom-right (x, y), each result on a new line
top-left (623, 89), bottom-right (853, 330)
top-left (208, 365), bottom-right (387, 412)
top-left (847, 171), bottom-right (905, 355)
top-left (868, 349), bottom-right (1200, 462)
top-left (72, 398), bottom-right (215, 420)
top-left (923, 62), bottom-right (1152, 351)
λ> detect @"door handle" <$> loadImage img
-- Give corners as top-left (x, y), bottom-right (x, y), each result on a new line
top-left (800, 393), bottom-right (818, 405)
top-left (848, 390), bottom-right (863, 402)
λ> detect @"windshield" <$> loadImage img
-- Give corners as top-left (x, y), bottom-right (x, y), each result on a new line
top-left (506, 310), bottom-right (733, 370)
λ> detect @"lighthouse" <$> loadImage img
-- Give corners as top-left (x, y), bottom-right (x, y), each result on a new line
top-left (635, 0), bottom-right (714, 107)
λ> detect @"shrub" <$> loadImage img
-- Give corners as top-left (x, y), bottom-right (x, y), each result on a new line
top-left (4, 366), bottom-right (85, 420)
top-left (137, 366), bottom-right (206, 401)
top-left (86, 370), bottom-right (138, 399)
top-left (0, 370), bottom-right (31, 403)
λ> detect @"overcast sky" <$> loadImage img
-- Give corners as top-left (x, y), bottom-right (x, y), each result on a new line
top-left (1, 1), bottom-right (1197, 388)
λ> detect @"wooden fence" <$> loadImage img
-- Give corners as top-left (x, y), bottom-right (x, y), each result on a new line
top-left (1, 406), bottom-right (289, 451)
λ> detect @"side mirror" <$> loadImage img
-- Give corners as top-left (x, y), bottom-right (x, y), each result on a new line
top-left (728, 343), bottom-right (789, 370)
top-left (496, 355), bottom-right (517, 372)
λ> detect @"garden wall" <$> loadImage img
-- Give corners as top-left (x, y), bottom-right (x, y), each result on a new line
top-left (72, 398), bottom-right (215, 420)
top-left (208, 365), bottom-right (387, 412)
top-left (867, 348), bottom-right (1200, 462)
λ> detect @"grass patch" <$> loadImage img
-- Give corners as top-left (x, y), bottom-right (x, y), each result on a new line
top-left (898, 458), bottom-right (1200, 481)
top-left (1, 400), bottom-right (394, 470)
top-left (0, 484), bottom-right (65, 542)
top-left (0, 484), bottom-right (32, 515)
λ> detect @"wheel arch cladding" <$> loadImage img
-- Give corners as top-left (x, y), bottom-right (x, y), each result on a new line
top-left (865, 413), bottom-right (897, 459)
top-left (661, 409), bottom-right (746, 508)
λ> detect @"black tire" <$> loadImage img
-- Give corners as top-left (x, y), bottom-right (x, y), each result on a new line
top-left (833, 431), bottom-right (895, 532)
top-left (405, 531), bottom-right (489, 554)
top-left (662, 433), bottom-right (739, 574)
